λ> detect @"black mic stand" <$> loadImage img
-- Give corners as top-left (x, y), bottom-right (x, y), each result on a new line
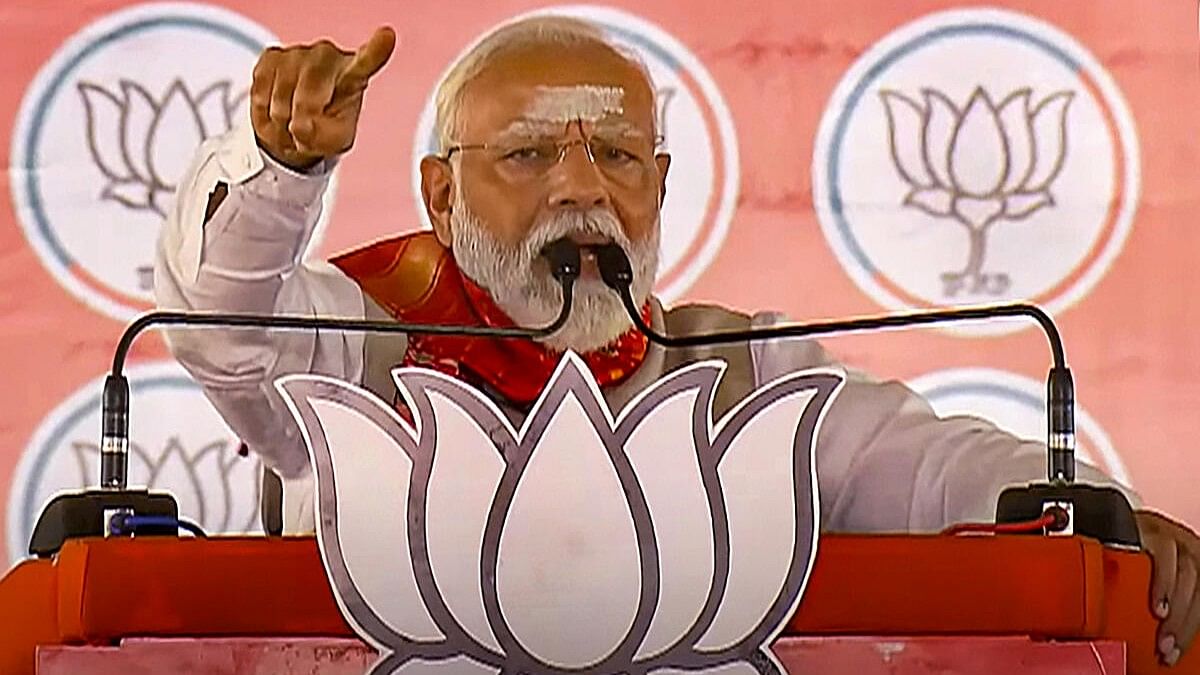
top-left (593, 244), bottom-right (1139, 548)
top-left (27, 241), bottom-right (583, 557)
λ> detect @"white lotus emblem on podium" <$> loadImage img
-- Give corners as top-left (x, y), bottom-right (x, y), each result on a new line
top-left (278, 353), bottom-right (843, 674)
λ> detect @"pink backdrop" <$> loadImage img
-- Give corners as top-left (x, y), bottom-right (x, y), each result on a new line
top-left (1, 0), bottom-right (1197, 561)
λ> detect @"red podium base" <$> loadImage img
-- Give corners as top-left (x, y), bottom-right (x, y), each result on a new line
top-left (0, 534), bottom-right (1187, 675)
top-left (36, 636), bottom-right (1126, 674)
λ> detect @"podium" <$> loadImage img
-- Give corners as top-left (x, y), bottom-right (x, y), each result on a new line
top-left (0, 533), bottom-right (1190, 674)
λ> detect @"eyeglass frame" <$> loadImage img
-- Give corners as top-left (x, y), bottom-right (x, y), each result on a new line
top-left (440, 119), bottom-right (667, 186)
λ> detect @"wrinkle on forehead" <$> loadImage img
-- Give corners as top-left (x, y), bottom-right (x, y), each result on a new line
top-left (524, 85), bottom-right (625, 124)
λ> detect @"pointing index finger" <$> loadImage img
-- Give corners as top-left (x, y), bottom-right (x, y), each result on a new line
top-left (339, 26), bottom-right (396, 87)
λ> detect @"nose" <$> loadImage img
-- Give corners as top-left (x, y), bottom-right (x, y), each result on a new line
top-left (546, 140), bottom-right (611, 211)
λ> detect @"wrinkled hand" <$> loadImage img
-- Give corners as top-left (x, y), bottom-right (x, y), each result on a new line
top-left (1138, 510), bottom-right (1200, 666)
top-left (250, 26), bottom-right (396, 170)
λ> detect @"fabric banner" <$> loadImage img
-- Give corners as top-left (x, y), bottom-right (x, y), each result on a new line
top-left (1, 0), bottom-right (1196, 561)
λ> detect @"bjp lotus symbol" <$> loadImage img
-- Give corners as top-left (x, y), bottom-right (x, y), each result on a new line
top-left (78, 78), bottom-right (246, 219)
top-left (277, 354), bottom-right (843, 674)
top-left (66, 436), bottom-right (260, 533)
top-left (881, 86), bottom-right (1073, 297)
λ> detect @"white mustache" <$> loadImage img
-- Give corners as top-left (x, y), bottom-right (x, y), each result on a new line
top-left (450, 201), bottom-right (659, 352)
top-left (521, 209), bottom-right (630, 261)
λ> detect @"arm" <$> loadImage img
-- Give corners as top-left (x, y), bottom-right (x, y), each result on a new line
top-left (155, 26), bottom-right (396, 482)
top-left (746, 313), bottom-right (1139, 533)
top-left (154, 121), bottom-right (365, 479)
top-left (747, 316), bottom-right (1200, 666)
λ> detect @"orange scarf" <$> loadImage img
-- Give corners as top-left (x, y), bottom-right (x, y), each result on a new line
top-left (330, 231), bottom-right (649, 407)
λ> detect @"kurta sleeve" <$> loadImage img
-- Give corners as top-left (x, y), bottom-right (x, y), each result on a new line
top-left (154, 121), bottom-right (365, 479)
top-left (747, 312), bottom-right (1139, 533)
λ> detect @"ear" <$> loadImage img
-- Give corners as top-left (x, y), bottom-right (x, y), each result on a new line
top-left (654, 153), bottom-right (671, 206)
top-left (420, 155), bottom-right (455, 247)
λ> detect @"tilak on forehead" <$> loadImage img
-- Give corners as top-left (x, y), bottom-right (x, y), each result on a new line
top-left (523, 85), bottom-right (625, 124)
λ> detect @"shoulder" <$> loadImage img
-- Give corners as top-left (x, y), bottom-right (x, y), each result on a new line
top-left (664, 302), bottom-right (839, 377)
top-left (663, 301), bottom-right (752, 333)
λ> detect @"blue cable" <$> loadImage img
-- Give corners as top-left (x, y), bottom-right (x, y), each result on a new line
top-left (109, 514), bottom-right (207, 538)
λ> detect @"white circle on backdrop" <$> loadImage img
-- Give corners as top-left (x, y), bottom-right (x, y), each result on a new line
top-left (8, 361), bottom-right (262, 562)
top-left (11, 2), bottom-right (337, 321)
top-left (812, 8), bottom-right (1140, 335)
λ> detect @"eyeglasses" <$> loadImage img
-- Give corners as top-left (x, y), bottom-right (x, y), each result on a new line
top-left (444, 129), bottom-right (663, 189)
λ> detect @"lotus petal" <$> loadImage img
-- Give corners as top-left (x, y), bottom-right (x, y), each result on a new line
top-left (1004, 191), bottom-right (1054, 219)
top-left (997, 89), bottom-right (1035, 192)
top-left (126, 440), bottom-right (156, 486)
top-left (1025, 91), bottom-right (1074, 191)
top-left (68, 442), bottom-right (101, 488)
top-left (77, 83), bottom-right (132, 181)
top-left (276, 376), bottom-right (444, 648)
top-left (495, 355), bottom-right (643, 669)
top-left (193, 81), bottom-right (233, 138)
top-left (696, 372), bottom-right (842, 653)
top-left (903, 187), bottom-right (954, 217)
top-left (228, 88), bottom-right (249, 118)
top-left (921, 89), bottom-right (959, 188)
top-left (99, 181), bottom-right (152, 210)
top-left (948, 88), bottom-right (1008, 197)
top-left (151, 437), bottom-right (205, 525)
top-left (188, 439), bottom-right (229, 529)
top-left (146, 80), bottom-right (205, 189)
top-left (393, 369), bottom-right (506, 656)
top-left (880, 91), bottom-right (933, 188)
top-left (118, 80), bottom-right (157, 184)
top-left (623, 364), bottom-right (720, 660)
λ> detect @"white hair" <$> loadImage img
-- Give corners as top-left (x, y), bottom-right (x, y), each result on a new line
top-left (434, 15), bottom-right (656, 151)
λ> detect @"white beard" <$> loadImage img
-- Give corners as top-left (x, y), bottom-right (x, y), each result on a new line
top-left (450, 201), bottom-right (659, 353)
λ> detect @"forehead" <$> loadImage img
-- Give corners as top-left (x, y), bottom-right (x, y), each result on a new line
top-left (457, 41), bottom-right (656, 139)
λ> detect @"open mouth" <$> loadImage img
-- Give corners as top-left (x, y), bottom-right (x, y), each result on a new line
top-left (578, 244), bottom-right (611, 278)
top-left (536, 231), bottom-right (622, 284)
top-left (556, 233), bottom-right (613, 279)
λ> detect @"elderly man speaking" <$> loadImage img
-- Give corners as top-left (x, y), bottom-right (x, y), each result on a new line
top-left (156, 16), bottom-right (1200, 665)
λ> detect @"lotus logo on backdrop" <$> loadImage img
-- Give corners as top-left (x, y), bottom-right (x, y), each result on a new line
top-left (277, 354), bottom-right (842, 674)
top-left (813, 8), bottom-right (1140, 333)
top-left (7, 362), bottom-right (261, 562)
top-left (10, 3), bottom-right (335, 320)
top-left (412, 5), bottom-right (740, 303)
top-left (880, 87), bottom-right (1072, 296)
top-left (79, 79), bottom-right (246, 219)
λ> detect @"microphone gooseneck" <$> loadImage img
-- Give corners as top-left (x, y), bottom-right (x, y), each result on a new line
top-left (593, 243), bottom-right (1077, 486)
top-left (98, 238), bottom-right (582, 491)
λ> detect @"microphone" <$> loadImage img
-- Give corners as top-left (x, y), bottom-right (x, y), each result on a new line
top-left (28, 240), bottom-right (582, 557)
top-left (593, 243), bottom-right (1138, 547)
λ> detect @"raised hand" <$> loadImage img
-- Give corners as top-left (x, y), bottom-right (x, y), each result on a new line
top-left (250, 26), bottom-right (396, 170)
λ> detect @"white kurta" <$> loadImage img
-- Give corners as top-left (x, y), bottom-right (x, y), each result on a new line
top-left (155, 123), bottom-right (1136, 534)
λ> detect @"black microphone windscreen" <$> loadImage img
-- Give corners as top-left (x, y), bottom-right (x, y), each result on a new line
top-left (540, 239), bottom-right (582, 283)
top-left (596, 244), bottom-right (634, 290)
